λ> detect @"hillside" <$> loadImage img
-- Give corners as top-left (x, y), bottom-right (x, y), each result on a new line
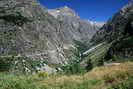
top-left (0, 0), bottom-right (103, 69)
top-left (86, 1), bottom-right (133, 66)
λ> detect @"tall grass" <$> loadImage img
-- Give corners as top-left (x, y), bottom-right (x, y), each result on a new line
top-left (0, 62), bottom-right (133, 89)
top-left (41, 62), bottom-right (133, 89)
top-left (0, 73), bottom-right (44, 89)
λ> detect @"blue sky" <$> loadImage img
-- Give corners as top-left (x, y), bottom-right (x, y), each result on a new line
top-left (38, 0), bottom-right (129, 21)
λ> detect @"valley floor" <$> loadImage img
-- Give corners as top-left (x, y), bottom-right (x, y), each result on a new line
top-left (0, 62), bottom-right (133, 89)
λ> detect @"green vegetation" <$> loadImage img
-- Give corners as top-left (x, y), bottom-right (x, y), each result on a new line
top-left (73, 40), bottom-right (89, 54)
top-left (0, 42), bottom-right (132, 89)
top-left (104, 37), bottom-right (133, 61)
top-left (0, 1), bottom-right (133, 89)
top-left (37, 71), bottom-right (49, 78)
top-left (59, 42), bottom-right (114, 75)
top-left (84, 42), bottom-right (112, 68)
top-left (0, 73), bottom-right (44, 89)
top-left (110, 77), bottom-right (133, 89)
top-left (59, 40), bottom-right (89, 75)
top-left (0, 56), bottom-right (45, 73)
top-left (61, 48), bottom-right (87, 75)
top-left (0, 62), bottom-right (133, 89)
top-left (118, 37), bottom-right (133, 49)
top-left (0, 14), bottom-right (31, 26)
top-left (0, 56), bottom-right (14, 71)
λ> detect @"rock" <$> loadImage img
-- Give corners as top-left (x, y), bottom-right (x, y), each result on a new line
top-left (0, 0), bottom-right (103, 71)
top-left (36, 64), bottom-right (57, 73)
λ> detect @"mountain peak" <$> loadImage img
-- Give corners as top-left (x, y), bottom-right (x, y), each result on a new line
top-left (48, 6), bottom-right (77, 18)
top-left (63, 6), bottom-right (69, 9)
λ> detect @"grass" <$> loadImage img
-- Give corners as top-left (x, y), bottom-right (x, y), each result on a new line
top-left (0, 62), bottom-right (133, 89)
top-left (0, 73), bottom-right (43, 89)
top-left (40, 62), bottom-right (133, 89)
top-left (89, 62), bottom-right (133, 83)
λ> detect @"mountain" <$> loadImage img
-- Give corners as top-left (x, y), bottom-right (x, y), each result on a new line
top-left (48, 6), bottom-right (104, 43)
top-left (0, 0), bottom-right (104, 68)
top-left (1, 1), bottom-right (133, 89)
top-left (89, 1), bottom-right (133, 63)
top-left (48, 6), bottom-right (77, 18)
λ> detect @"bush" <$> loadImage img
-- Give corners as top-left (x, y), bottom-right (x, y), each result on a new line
top-left (37, 71), bottom-right (49, 78)
top-left (0, 56), bottom-right (45, 73)
top-left (0, 56), bottom-right (14, 72)
top-left (61, 51), bottom-right (87, 75)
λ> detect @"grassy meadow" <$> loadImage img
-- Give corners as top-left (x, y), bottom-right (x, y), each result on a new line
top-left (0, 62), bottom-right (133, 89)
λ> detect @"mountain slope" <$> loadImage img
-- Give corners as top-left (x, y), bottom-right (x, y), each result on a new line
top-left (48, 6), bottom-right (104, 42)
top-left (90, 1), bottom-right (133, 61)
top-left (0, 0), bottom-right (66, 64)
top-left (0, 0), bottom-right (104, 68)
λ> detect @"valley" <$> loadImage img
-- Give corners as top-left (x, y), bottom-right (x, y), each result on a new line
top-left (0, 0), bottom-right (133, 89)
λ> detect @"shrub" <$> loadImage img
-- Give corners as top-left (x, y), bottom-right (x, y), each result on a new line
top-left (61, 54), bottom-right (87, 75)
top-left (37, 71), bottom-right (49, 78)
top-left (0, 56), bottom-right (14, 72)
top-left (0, 56), bottom-right (45, 74)
top-left (59, 41), bottom-right (88, 74)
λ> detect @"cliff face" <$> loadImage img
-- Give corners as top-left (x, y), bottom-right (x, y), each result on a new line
top-left (0, 0), bottom-right (65, 64)
top-left (0, 0), bottom-right (103, 65)
top-left (48, 6), bottom-right (104, 43)
top-left (91, 2), bottom-right (133, 59)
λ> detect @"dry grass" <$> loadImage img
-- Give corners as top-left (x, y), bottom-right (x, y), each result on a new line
top-left (1, 62), bottom-right (133, 89)
top-left (40, 72), bottom-right (104, 89)
top-left (89, 62), bottom-right (133, 83)
top-left (40, 62), bottom-right (133, 89)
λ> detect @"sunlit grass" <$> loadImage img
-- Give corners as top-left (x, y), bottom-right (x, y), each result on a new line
top-left (89, 62), bottom-right (133, 84)
top-left (0, 62), bottom-right (133, 89)
top-left (41, 62), bottom-right (133, 89)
